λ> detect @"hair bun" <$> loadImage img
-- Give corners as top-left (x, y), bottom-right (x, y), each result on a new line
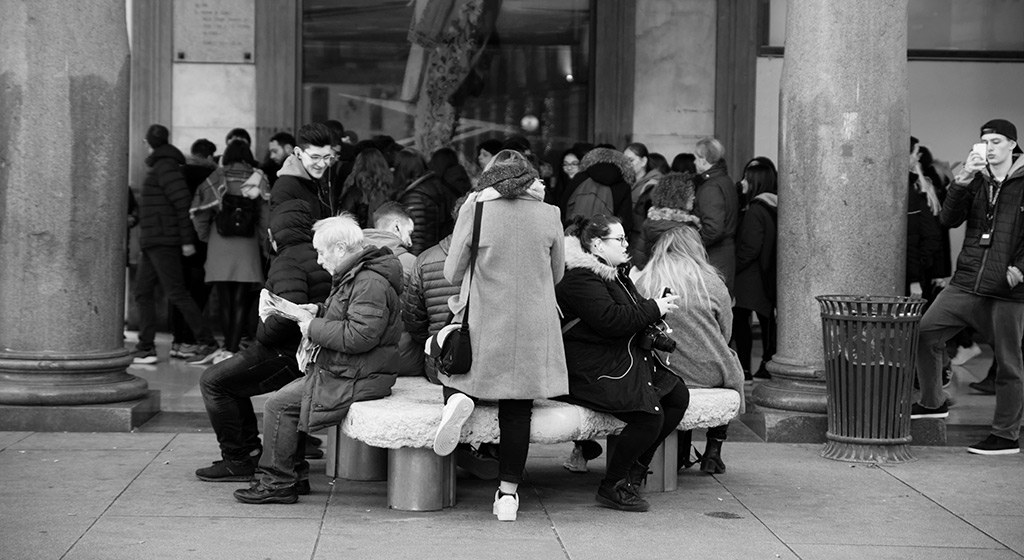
top-left (564, 214), bottom-right (590, 237)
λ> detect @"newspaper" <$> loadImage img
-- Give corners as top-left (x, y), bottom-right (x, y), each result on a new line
top-left (258, 288), bottom-right (315, 323)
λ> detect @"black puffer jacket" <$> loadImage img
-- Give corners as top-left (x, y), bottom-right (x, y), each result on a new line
top-left (944, 156), bottom-right (1024, 301)
top-left (256, 199), bottom-right (333, 354)
top-left (555, 236), bottom-right (683, 414)
top-left (401, 236), bottom-right (457, 346)
top-left (270, 155), bottom-right (333, 223)
top-left (396, 173), bottom-right (460, 256)
top-left (559, 148), bottom-right (635, 229)
top-left (139, 144), bottom-right (195, 249)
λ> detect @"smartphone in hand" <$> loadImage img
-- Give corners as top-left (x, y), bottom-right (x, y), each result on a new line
top-left (972, 142), bottom-right (987, 161)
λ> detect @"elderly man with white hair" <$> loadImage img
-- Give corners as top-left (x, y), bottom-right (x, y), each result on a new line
top-left (235, 213), bottom-right (405, 504)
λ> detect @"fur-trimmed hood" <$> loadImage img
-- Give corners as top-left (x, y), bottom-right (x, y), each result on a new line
top-left (579, 148), bottom-right (636, 186)
top-left (563, 235), bottom-right (618, 282)
top-left (647, 206), bottom-right (702, 228)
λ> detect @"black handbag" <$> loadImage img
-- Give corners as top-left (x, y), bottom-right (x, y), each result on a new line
top-left (435, 201), bottom-right (483, 377)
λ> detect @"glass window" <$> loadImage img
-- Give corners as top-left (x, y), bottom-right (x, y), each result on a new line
top-left (761, 0), bottom-right (1024, 59)
top-left (301, 0), bottom-right (591, 165)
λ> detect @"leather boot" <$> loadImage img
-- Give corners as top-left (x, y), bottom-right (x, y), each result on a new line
top-left (677, 430), bottom-right (696, 470)
top-left (700, 438), bottom-right (726, 474)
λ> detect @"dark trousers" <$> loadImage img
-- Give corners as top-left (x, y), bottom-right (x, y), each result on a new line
top-left (135, 246), bottom-right (214, 349)
top-left (733, 307), bottom-right (776, 373)
top-left (200, 341), bottom-right (303, 461)
top-left (444, 388), bottom-right (533, 485)
top-left (170, 254), bottom-right (208, 344)
top-left (607, 382), bottom-right (690, 482)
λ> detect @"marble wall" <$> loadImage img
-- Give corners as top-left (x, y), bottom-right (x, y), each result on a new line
top-left (171, 62), bottom-right (256, 154)
top-left (632, 0), bottom-right (717, 158)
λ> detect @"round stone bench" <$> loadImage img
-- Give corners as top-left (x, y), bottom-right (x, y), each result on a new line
top-left (326, 376), bottom-right (741, 511)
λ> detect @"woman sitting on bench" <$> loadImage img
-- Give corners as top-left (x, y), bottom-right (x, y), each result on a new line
top-left (556, 214), bottom-right (690, 512)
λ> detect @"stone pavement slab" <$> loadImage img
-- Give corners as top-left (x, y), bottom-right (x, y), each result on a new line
top-left (2, 435), bottom-right (1023, 560)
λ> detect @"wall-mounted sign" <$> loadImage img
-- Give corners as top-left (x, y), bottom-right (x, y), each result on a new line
top-left (173, 0), bottom-right (254, 64)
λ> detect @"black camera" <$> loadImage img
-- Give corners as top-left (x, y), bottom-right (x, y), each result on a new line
top-left (640, 324), bottom-right (677, 353)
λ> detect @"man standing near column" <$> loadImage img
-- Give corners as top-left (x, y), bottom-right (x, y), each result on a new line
top-left (912, 119), bottom-right (1024, 456)
top-left (131, 124), bottom-right (219, 364)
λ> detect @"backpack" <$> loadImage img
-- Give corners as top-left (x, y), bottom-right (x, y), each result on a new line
top-left (566, 177), bottom-right (616, 222)
top-left (215, 194), bottom-right (259, 237)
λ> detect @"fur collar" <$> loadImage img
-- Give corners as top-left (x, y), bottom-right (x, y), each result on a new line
top-left (563, 235), bottom-right (618, 282)
top-left (579, 148), bottom-right (636, 185)
top-left (647, 206), bottom-right (702, 227)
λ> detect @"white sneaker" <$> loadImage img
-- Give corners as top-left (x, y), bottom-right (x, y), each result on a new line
top-left (492, 490), bottom-right (519, 521)
top-left (562, 446), bottom-right (588, 473)
top-left (211, 349), bottom-right (234, 364)
top-left (433, 393), bottom-right (474, 456)
top-left (951, 343), bottom-right (982, 366)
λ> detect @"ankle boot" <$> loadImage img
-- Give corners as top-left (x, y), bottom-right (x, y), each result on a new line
top-left (700, 438), bottom-right (726, 474)
top-left (626, 461), bottom-right (650, 487)
top-left (677, 430), bottom-right (696, 470)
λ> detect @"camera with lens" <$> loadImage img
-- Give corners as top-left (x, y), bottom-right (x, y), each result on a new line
top-left (640, 322), bottom-right (677, 353)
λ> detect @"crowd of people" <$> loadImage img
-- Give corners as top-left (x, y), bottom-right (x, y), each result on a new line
top-left (129, 115), bottom-right (1022, 523)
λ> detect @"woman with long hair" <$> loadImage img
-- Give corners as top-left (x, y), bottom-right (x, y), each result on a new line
top-left (556, 214), bottom-right (689, 512)
top-left (633, 225), bottom-right (744, 473)
top-left (339, 147), bottom-right (393, 228)
top-left (733, 157), bottom-right (779, 381)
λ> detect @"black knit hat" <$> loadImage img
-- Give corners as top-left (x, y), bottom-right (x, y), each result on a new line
top-left (651, 172), bottom-right (696, 211)
top-left (477, 149), bottom-right (538, 198)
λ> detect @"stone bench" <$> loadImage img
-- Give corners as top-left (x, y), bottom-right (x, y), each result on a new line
top-left (325, 376), bottom-right (741, 511)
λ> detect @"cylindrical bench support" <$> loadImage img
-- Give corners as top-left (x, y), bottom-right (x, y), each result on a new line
top-left (326, 427), bottom-right (388, 481)
top-left (606, 432), bottom-right (678, 492)
top-left (388, 447), bottom-right (451, 511)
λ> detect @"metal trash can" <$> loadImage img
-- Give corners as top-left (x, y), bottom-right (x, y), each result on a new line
top-left (816, 295), bottom-right (926, 463)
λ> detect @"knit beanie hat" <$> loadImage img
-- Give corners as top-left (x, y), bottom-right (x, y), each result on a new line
top-left (651, 172), bottom-right (696, 211)
top-left (477, 149), bottom-right (538, 198)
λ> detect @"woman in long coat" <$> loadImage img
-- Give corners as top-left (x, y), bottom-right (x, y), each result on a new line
top-left (432, 150), bottom-right (567, 522)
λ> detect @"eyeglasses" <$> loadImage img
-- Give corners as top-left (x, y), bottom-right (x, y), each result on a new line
top-left (301, 150), bottom-right (335, 165)
top-left (563, 161), bottom-right (579, 168)
top-left (601, 236), bottom-right (628, 246)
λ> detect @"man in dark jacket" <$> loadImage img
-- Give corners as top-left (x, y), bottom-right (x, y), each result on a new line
top-left (912, 119), bottom-right (1024, 456)
top-left (132, 124), bottom-right (218, 364)
top-left (195, 200), bottom-right (332, 483)
top-left (270, 123), bottom-right (335, 225)
top-left (235, 214), bottom-right (403, 504)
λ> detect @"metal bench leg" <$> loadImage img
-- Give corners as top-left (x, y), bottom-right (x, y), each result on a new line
top-left (325, 426), bottom-right (387, 481)
top-left (605, 431), bottom-right (678, 493)
top-left (388, 447), bottom-right (452, 511)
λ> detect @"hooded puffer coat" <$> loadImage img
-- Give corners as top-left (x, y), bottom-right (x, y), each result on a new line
top-left (298, 246), bottom-right (404, 433)
top-left (559, 148), bottom-right (636, 229)
top-left (555, 236), bottom-right (683, 414)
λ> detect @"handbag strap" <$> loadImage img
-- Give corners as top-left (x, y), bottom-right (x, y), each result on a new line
top-left (460, 201), bottom-right (484, 332)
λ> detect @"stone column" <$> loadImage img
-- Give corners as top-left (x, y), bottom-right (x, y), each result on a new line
top-left (749, 0), bottom-right (909, 441)
top-left (0, 0), bottom-right (155, 429)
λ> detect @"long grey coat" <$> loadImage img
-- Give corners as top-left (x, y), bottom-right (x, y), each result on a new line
top-left (442, 188), bottom-right (568, 400)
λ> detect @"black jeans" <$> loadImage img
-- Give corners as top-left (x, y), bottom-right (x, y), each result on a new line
top-left (200, 341), bottom-right (303, 461)
top-left (169, 253), bottom-right (209, 344)
top-left (444, 388), bottom-right (533, 485)
top-left (733, 307), bottom-right (776, 373)
top-left (135, 246), bottom-right (214, 349)
top-left (607, 382), bottom-right (690, 482)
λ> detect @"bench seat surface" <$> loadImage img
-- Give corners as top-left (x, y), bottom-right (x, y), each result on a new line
top-left (342, 377), bottom-right (741, 449)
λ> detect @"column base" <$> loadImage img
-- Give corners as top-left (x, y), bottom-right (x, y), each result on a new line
top-left (0, 349), bottom-right (147, 405)
top-left (0, 390), bottom-right (160, 431)
top-left (742, 405), bottom-right (828, 443)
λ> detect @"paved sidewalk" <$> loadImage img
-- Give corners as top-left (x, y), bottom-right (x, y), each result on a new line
top-left (1, 430), bottom-right (1021, 560)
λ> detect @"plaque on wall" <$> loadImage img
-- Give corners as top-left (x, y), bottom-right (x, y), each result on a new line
top-left (173, 0), bottom-right (255, 64)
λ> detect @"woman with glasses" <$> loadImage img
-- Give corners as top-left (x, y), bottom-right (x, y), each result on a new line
top-left (555, 214), bottom-right (689, 512)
